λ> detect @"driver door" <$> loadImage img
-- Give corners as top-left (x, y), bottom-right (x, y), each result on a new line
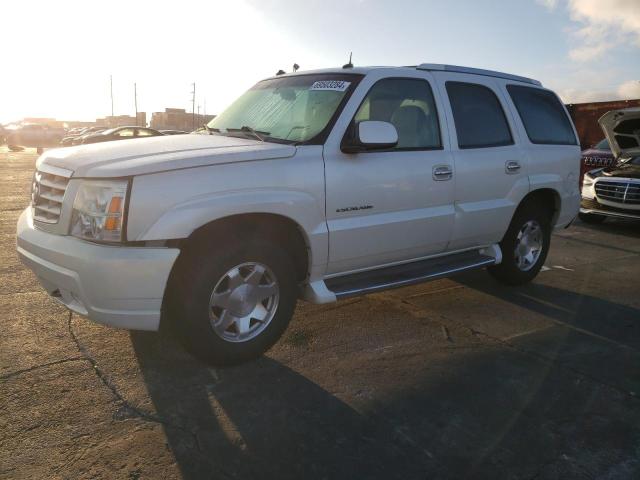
top-left (323, 74), bottom-right (455, 275)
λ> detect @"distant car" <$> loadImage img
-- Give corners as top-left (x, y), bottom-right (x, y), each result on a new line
top-left (79, 126), bottom-right (163, 145)
top-left (160, 129), bottom-right (188, 135)
top-left (5, 124), bottom-right (65, 153)
top-left (580, 138), bottom-right (615, 187)
top-left (70, 127), bottom-right (108, 145)
top-left (61, 127), bottom-right (106, 146)
top-left (580, 108), bottom-right (640, 223)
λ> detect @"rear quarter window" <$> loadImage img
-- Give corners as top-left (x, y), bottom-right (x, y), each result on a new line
top-left (507, 85), bottom-right (576, 145)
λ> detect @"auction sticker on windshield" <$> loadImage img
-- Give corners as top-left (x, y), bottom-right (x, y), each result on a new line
top-left (310, 80), bottom-right (351, 92)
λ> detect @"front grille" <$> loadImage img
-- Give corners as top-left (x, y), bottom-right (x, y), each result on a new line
top-left (32, 170), bottom-right (70, 223)
top-left (594, 180), bottom-right (640, 205)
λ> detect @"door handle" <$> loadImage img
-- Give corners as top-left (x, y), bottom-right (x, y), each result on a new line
top-left (505, 161), bottom-right (521, 174)
top-left (433, 165), bottom-right (453, 181)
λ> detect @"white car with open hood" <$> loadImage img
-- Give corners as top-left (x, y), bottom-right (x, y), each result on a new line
top-left (580, 107), bottom-right (640, 223)
top-left (17, 64), bottom-right (580, 365)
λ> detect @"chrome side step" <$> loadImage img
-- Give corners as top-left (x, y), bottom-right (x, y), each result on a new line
top-left (325, 251), bottom-right (496, 299)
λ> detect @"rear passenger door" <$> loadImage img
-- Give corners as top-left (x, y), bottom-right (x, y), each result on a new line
top-left (433, 73), bottom-right (529, 250)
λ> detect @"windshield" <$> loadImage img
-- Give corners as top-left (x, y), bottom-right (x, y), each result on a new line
top-left (594, 138), bottom-right (610, 150)
top-left (207, 73), bottom-right (361, 144)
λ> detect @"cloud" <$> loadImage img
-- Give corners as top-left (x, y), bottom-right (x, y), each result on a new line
top-left (617, 80), bottom-right (640, 99)
top-left (539, 0), bottom-right (640, 61)
top-left (557, 79), bottom-right (640, 103)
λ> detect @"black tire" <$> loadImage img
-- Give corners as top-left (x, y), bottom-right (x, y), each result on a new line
top-left (488, 203), bottom-right (551, 286)
top-left (578, 212), bottom-right (606, 224)
top-left (165, 238), bottom-right (298, 366)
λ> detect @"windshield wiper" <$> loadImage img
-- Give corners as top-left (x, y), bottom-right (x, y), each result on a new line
top-left (226, 126), bottom-right (269, 142)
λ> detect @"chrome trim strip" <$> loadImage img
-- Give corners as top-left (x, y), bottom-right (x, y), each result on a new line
top-left (580, 208), bottom-right (640, 220)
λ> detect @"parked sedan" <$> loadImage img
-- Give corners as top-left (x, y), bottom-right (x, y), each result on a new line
top-left (79, 126), bottom-right (163, 145)
top-left (580, 108), bottom-right (640, 223)
top-left (61, 127), bottom-right (106, 146)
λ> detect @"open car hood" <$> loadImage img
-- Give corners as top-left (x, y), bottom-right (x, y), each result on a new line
top-left (598, 108), bottom-right (640, 160)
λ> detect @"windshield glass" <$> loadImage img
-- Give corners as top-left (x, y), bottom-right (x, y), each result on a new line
top-left (594, 138), bottom-right (610, 150)
top-left (207, 73), bottom-right (361, 144)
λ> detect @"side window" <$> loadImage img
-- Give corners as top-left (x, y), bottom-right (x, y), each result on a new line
top-left (136, 129), bottom-right (154, 137)
top-left (115, 128), bottom-right (134, 137)
top-left (507, 85), bottom-right (576, 145)
top-left (446, 81), bottom-right (513, 149)
top-left (353, 78), bottom-right (441, 150)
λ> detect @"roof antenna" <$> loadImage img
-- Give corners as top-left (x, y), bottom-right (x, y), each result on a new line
top-left (342, 52), bottom-right (353, 69)
top-left (276, 69), bottom-right (286, 76)
top-left (293, 63), bottom-right (300, 72)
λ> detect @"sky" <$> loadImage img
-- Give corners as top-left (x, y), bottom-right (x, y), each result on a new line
top-left (1, 0), bottom-right (639, 124)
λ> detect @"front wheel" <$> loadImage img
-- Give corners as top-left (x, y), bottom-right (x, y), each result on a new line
top-left (488, 203), bottom-right (551, 286)
top-left (165, 239), bottom-right (298, 365)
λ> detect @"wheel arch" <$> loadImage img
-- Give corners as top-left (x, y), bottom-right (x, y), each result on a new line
top-left (517, 188), bottom-right (561, 226)
top-left (175, 212), bottom-right (311, 284)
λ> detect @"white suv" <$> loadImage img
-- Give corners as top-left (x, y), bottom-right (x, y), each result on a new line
top-left (17, 64), bottom-right (580, 364)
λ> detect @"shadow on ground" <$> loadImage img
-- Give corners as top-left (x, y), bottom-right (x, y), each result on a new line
top-left (455, 270), bottom-right (640, 350)
top-left (130, 320), bottom-right (640, 479)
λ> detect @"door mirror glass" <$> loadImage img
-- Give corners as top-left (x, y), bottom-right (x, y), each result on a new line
top-left (342, 120), bottom-right (398, 153)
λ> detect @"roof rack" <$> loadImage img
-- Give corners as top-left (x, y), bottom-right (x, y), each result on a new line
top-left (416, 64), bottom-right (542, 86)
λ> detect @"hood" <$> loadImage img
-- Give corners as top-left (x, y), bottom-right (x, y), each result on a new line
top-left (598, 108), bottom-right (640, 160)
top-left (37, 134), bottom-right (296, 177)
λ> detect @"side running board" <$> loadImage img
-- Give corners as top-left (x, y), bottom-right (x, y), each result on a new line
top-left (325, 250), bottom-right (496, 299)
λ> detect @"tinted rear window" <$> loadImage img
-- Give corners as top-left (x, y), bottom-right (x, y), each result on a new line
top-left (446, 82), bottom-right (513, 149)
top-left (507, 85), bottom-right (576, 145)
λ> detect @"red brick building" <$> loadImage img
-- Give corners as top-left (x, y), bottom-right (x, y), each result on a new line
top-left (566, 99), bottom-right (640, 149)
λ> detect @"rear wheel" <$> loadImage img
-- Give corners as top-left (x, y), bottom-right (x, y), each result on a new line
top-left (165, 238), bottom-right (297, 365)
top-left (578, 212), bottom-right (606, 224)
top-left (488, 203), bottom-right (551, 286)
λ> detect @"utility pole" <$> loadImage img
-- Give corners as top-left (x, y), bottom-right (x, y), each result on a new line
top-left (191, 82), bottom-right (196, 131)
top-left (110, 75), bottom-right (114, 118)
top-left (134, 82), bottom-right (138, 126)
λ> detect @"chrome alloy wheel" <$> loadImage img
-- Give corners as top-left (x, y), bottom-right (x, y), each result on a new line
top-left (514, 220), bottom-right (543, 271)
top-left (208, 262), bottom-right (280, 343)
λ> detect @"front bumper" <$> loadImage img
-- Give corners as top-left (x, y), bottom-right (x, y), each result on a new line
top-left (16, 208), bottom-right (180, 330)
top-left (580, 197), bottom-right (640, 220)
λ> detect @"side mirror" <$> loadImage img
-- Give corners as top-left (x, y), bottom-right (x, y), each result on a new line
top-left (342, 120), bottom-right (398, 153)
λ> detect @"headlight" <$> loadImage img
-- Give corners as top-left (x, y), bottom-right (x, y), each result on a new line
top-left (582, 174), bottom-right (594, 187)
top-left (70, 179), bottom-right (129, 242)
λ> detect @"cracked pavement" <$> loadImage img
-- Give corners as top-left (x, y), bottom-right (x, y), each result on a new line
top-left (1, 147), bottom-right (639, 479)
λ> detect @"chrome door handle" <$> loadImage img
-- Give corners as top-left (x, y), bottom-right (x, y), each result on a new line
top-left (433, 165), bottom-right (453, 181)
top-left (505, 161), bottom-right (521, 174)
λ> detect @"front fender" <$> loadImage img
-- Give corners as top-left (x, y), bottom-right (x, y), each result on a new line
top-left (127, 154), bottom-right (328, 269)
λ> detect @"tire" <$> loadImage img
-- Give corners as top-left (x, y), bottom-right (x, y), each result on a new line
top-left (578, 212), bottom-right (606, 224)
top-left (488, 203), bottom-right (551, 286)
top-left (165, 238), bottom-right (298, 365)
